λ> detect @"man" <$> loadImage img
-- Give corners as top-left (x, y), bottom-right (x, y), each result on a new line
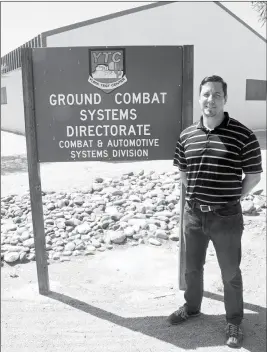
top-left (169, 75), bottom-right (262, 348)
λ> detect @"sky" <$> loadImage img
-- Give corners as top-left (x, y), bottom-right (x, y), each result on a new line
top-left (1, 1), bottom-right (266, 56)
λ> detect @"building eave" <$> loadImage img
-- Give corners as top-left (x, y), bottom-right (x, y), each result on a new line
top-left (40, 1), bottom-right (266, 44)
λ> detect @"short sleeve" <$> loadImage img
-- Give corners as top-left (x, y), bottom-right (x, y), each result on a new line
top-left (241, 133), bottom-right (263, 174)
top-left (173, 138), bottom-right (187, 171)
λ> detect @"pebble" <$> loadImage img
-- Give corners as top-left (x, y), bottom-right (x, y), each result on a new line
top-left (62, 251), bottom-right (72, 256)
top-left (169, 233), bottom-right (179, 241)
top-left (60, 257), bottom-right (70, 262)
top-left (148, 238), bottom-right (162, 246)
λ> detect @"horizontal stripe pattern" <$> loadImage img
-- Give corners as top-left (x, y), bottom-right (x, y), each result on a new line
top-left (173, 113), bottom-right (263, 204)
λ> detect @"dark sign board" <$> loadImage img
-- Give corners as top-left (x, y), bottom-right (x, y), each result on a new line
top-left (21, 46), bottom-right (193, 294)
top-left (31, 46), bottom-right (183, 162)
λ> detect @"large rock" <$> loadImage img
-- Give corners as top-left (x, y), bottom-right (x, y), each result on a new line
top-left (95, 177), bottom-right (104, 183)
top-left (147, 223), bottom-right (158, 232)
top-left (19, 252), bottom-right (27, 262)
top-left (105, 206), bottom-right (119, 216)
top-left (102, 187), bottom-right (117, 195)
top-left (113, 199), bottom-right (126, 206)
top-left (111, 213), bottom-right (123, 222)
top-left (112, 190), bottom-right (124, 196)
top-left (253, 196), bottom-right (266, 211)
top-left (64, 242), bottom-right (76, 252)
top-left (129, 195), bottom-right (141, 202)
top-left (166, 195), bottom-right (177, 203)
top-left (155, 210), bottom-right (173, 218)
top-left (52, 253), bottom-right (60, 260)
top-left (4, 252), bottom-right (20, 263)
top-left (65, 219), bottom-right (76, 227)
top-left (21, 231), bottom-right (31, 241)
top-left (155, 229), bottom-right (168, 240)
top-left (62, 251), bottom-right (72, 256)
top-left (253, 189), bottom-right (263, 196)
top-left (10, 236), bottom-right (19, 245)
top-left (128, 219), bottom-right (147, 229)
top-left (3, 223), bottom-right (17, 232)
top-left (56, 222), bottom-right (66, 229)
top-left (23, 238), bottom-right (35, 248)
top-left (85, 245), bottom-right (96, 255)
top-left (86, 245), bottom-right (96, 252)
top-left (124, 227), bottom-right (135, 237)
top-left (2, 245), bottom-right (25, 253)
top-left (92, 183), bottom-right (103, 192)
top-left (47, 203), bottom-right (56, 211)
top-left (241, 200), bottom-right (255, 214)
top-left (74, 197), bottom-right (84, 206)
top-left (120, 212), bottom-right (134, 222)
top-left (57, 200), bottom-right (66, 208)
top-left (16, 227), bottom-right (27, 235)
top-left (76, 223), bottom-right (91, 234)
top-left (169, 233), bottom-right (179, 241)
top-left (106, 231), bottom-right (126, 244)
top-left (148, 238), bottom-right (161, 246)
top-left (91, 238), bottom-right (101, 248)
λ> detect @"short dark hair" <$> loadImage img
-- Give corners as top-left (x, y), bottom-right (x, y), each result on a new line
top-left (199, 75), bottom-right (227, 97)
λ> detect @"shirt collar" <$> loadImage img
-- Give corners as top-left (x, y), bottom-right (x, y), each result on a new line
top-left (197, 112), bottom-right (230, 130)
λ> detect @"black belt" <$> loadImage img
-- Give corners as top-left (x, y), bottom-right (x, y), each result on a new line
top-left (187, 200), bottom-right (239, 213)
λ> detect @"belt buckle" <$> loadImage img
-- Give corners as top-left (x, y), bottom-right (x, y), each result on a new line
top-left (200, 204), bottom-right (212, 212)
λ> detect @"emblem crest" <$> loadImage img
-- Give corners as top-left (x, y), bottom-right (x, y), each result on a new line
top-left (88, 48), bottom-right (127, 93)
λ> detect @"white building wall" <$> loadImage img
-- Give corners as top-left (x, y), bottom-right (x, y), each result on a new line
top-left (46, 2), bottom-right (266, 130)
top-left (1, 69), bottom-right (25, 134)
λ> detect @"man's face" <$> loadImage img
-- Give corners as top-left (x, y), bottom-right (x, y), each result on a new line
top-left (199, 82), bottom-right (227, 117)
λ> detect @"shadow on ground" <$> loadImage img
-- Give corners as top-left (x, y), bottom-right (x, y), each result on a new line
top-left (47, 290), bottom-right (266, 352)
top-left (1, 155), bottom-right (28, 175)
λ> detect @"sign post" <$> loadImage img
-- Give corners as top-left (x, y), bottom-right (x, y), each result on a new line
top-left (21, 48), bottom-right (50, 295)
top-left (179, 45), bottom-right (194, 290)
top-left (21, 45), bottom-right (193, 294)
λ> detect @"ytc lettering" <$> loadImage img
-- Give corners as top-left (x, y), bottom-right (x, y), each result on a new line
top-left (93, 52), bottom-right (121, 64)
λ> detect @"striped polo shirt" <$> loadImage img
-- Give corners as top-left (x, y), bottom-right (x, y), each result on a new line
top-left (174, 112), bottom-right (263, 204)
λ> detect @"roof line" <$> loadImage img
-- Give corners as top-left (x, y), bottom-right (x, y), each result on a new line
top-left (41, 2), bottom-right (174, 39)
top-left (41, 1), bottom-right (267, 44)
top-left (214, 2), bottom-right (266, 43)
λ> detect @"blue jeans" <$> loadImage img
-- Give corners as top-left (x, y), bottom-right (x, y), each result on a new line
top-left (183, 201), bottom-right (244, 325)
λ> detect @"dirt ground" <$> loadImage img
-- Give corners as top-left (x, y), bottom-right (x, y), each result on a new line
top-left (1, 131), bottom-right (266, 352)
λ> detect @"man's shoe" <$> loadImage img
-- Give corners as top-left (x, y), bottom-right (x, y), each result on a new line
top-left (167, 305), bottom-right (201, 325)
top-left (225, 323), bottom-right (243, 348)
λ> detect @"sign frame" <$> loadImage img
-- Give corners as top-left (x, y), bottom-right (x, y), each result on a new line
top-left (21, 46), bottom-right (193, 295)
